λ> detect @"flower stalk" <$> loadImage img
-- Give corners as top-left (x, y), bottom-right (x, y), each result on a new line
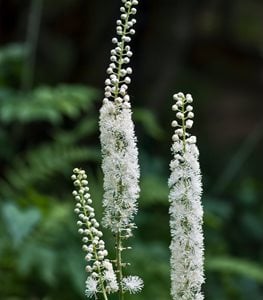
top-left (169, 93), bottom-right (204, 300)
top-left (72, 168), bottom-right (118, 299)
top-left (99, 0), bottom-right (142, 299)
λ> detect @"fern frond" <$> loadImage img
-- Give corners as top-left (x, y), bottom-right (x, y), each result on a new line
top-left (0, 85), bottom-right (99, 123)
top-left (0, 143), bottom-right (100, 198)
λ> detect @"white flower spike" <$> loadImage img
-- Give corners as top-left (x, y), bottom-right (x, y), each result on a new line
top-left (72, 168), bottom-right (118, 299)
top-left (169, 93), bottom-right (205, 300)
top-left (99, 0), bottom-right (140, 237)
top-left (99, 0), bottom-right (142, 298)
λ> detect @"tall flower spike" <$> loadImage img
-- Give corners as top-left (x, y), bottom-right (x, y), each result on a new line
top-left (99, 0), bottom-right (142, 297)
top-left (72, 168), bottom-right (118, 299)
top-left (169, 93), bottom-right (204, 300)
top-left (100, 0), bottom-right (140, 237)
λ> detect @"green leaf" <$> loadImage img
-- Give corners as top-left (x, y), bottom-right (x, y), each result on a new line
top-left (0, 144), bottom-right (100, 197)
top-left (18, 242), bottom-right (56, 285)
top-left (206, 256), bottom-right (263, 282)
top-left (1, 202), bottom-right (41, 247)
top-left (0, 85), bottom-right (99, 124)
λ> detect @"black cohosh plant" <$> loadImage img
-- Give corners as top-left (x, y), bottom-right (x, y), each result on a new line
top-left (71, 0), bottom-right (204, 299)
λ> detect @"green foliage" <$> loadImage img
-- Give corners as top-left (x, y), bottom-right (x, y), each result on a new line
top-left (0, 43), bottom-right (27, 86)
top-left (0, 69), bottom-right (101, 297)
top-left (140, 175), bottom-right (168, 206)
top-left (133, 108), bottom-right (165, 139)
top-left (0, 6), bottom-right (263, 296)
top-left (0, 85), bottom-right (98, 124)
top-left (206, 256), bottom-right (263, 282)
top-left (0, 142), bottom-right (100, 198)
top-left (2, 202), bottom-right (41, 247)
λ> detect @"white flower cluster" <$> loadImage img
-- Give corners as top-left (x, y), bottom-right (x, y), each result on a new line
top-left (72, 168), bottom-right (118, 298)
top-left (122, 275), bottom-right (144, 294)
top-left (104, 0), bottom-right (138, 107)
top-left (99, 0), bottom-right (140, 235)
top-left (168, 93), bottom-right (204, 300)
top-left (99, 100), bottom-right (140, 234)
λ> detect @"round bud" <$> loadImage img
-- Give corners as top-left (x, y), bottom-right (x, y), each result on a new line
top-left (176, 112), bottom-right (184, 119)
top-left (186, 119), bottom-right (193, 128)
top-left (126, 67), bottom-right (132, 74)
top-left (123, 95), bottom-right (130, 101)
top-left (85, 265), bottom-right (92, 272)
top-left (187, 112), bottom-right (194, 118)
top-left (177, 92), bottom-right (185, 98)
top-left (171, 120), bottom-right (178, 127)
top-left (176, 100), bottom-right (183, 107)
top-left (172, 104), bottom-right (178, 111)
top-left (173, 94), bottom-right (180, 101)
top-left (176, 128), bottom-right (183, 136)
top-left (186, 94), bottom-right (193, 103)
top-left (172, 134), bottom-right (179, 142)
top-left (105, 91), bottom-right (111, 98)
top-left (121, 13), bottom-right (127, 20)
top-left (124, 77), bottom-right (131, 84)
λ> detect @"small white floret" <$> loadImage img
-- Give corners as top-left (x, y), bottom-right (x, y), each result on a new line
top-left (85, 277), bottom-right (98, 298)
top-left (122, 276), bottom-right (143, 294)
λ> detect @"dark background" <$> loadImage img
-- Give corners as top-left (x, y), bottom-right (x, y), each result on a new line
top-left (0, 0), bottom-right (262, 299)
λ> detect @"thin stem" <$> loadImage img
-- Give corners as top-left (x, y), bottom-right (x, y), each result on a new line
top-left (181, 99), bottom-right (186, 153)
top-left (21, 0), bottom-right (43, 91)
top-left (116, 231), bottom-right (124, 300)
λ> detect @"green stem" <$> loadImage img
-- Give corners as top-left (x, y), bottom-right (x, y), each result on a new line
top-left (116, 231), bottom-right (124, 300)
top-left (181, 98), bottom-right (186, 153)
top-left (21, 0), bottom-right (43, 91)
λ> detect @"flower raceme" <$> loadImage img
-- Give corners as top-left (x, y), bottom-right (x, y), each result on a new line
top-left (169, 93), bottom-right (205, 300)
top-left (99, 0), bottom-right (140, 242)
top-left (99, 0), bottom-right (142, 297)
top-left (71, 168), bottom-right (144, 299)
top-left (72, 168), bottom-right (118, 299)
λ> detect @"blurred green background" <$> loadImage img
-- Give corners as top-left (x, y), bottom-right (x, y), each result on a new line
top-left (0, 0), bottom-right (262, 299)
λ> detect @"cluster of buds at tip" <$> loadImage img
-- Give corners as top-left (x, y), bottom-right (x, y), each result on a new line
top-left (103, 0), bottom-right (139, 109)
top-left (171, 92), bottom-right (197, 145)
top-left (72, 168), bottom-right (118, 297)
